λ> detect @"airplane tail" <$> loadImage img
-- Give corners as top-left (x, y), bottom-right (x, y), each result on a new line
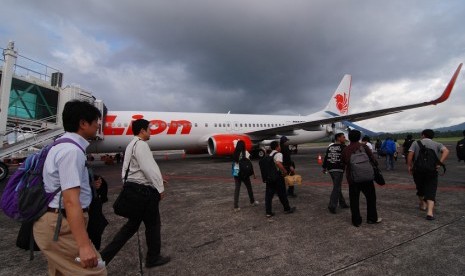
top-left (322, 74), bottom-right (352, 116)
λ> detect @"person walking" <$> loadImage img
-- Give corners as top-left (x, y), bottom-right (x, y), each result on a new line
top-left (402, 135), bottom-right (415, 164)
top-left (280, 136), bottom-right (297, 197)
top-left (322, 133), bottom-right (350, 214)
top-left (33, 100), bottom-right (107, 275)
top-left (407, 129), bottom-right (449, 220)
top-left (265, 141), bottom-right (296, 218)
top-left (342, 130), bottom-right (381, 227)
top-left (381, 138), bottom-right (396, 170)
top-left (101, 119), bottom-right (170, 268)
top-left (232, 140), bottom-right (259, 211)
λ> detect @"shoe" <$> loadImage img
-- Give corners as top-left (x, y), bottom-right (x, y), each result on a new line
top-left (328, 207), bottom-right (336, 214)
top-left (367, 218), bottom-right (382, 224)
top-left (288, 194), bottom-right (297, 198)
top-left (266, 212), bottom-right (275, 218)
top-left (146, 255), bottom-right (171, 268)
top-left (251, 201), bottom-right (259, 206)
top-left (426, 215), bottom-right (435, 220)
top-left (353, 223), bottom-right (361, 227)
top-left (284, 206), bottom-right (296, 214)
top-left (234, 208), bottom-right (241, 212)
top-left (340, 203), bottom-right (350, 209)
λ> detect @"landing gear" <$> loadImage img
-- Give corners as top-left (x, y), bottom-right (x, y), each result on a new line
top-left (0, 162), bottom-right (9, 181)
top-left (251, 148), bottom-right (267, 159)
top-left (290, 145), bottom-right (298, 154)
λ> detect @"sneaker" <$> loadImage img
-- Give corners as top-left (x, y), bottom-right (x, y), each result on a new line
top-left (284, 206), bottom-right (296, 214)
top-left (266, 212), bottom-right (275, 218)
top-left (146, 255), bottom-right (171, 268)
top-left (251, 201), bottom-right (259, 206)
top-left (328, 206), bottom-right (336, 214)
top-left (367, 218), bottom-right (382, 224)
top-left (234, 208), bottom-right (241, 212)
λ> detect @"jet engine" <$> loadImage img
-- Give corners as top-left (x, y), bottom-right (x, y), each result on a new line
top-left (207, 134), bottom-right (253, 156)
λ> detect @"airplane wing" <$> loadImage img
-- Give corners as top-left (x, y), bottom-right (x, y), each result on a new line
top-left (246, 63), bottom-right (462, 139)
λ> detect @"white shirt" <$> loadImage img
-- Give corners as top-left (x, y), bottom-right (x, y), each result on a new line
top-left (122, 137), bottom-right (164, 193)
top-left (270, 150), bottom-right (283, 163)
top-left (43, 132), bottom-right (92, 209)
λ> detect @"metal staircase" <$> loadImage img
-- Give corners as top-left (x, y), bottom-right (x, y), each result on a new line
top-left (0, 127), bottom-right (64, 160)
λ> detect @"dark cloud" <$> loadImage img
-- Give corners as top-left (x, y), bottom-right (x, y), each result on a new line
top-left (1, 0), bottom-right (464, 131)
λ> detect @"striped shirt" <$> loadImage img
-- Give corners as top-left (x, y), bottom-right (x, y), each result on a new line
top-left (43, 132), bottom-right (92, 209)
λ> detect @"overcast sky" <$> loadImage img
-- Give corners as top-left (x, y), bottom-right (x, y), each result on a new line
top-left (1, 0), bottom-right (464, 132)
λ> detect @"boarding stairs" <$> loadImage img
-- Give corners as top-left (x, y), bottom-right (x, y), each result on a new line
top-left (0, 116), bottom-right (65, 160)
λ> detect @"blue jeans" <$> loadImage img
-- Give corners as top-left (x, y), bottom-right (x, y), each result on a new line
top-left (329, 171), bottom-right (347, 209)
top-left (385, 154), bottom-right (394, 170)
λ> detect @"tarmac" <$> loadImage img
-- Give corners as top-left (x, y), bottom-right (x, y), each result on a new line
top-left (1, 144), bottom-right (465, 276)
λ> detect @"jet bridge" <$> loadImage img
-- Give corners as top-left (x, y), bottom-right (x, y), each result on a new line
top-left (0, 41), bottom-right (107, 180)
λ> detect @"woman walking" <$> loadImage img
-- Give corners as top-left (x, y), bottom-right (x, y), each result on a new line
top-left (232, 140), bottom-right (259, 211)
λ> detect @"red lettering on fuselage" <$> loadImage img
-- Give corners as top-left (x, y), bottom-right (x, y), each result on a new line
top-left (103, 114), bottom-right (192, 136)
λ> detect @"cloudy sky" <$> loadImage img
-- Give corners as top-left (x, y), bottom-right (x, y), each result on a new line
top-left (1, 0), bottom-right (464, 132)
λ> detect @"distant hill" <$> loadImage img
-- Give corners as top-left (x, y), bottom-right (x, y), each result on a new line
top-left (435, 122), bottom-right (465, 132)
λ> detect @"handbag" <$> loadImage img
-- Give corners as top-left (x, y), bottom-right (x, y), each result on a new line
top-left (284, 174), bottom-right (302, 186)
top-left (113, 140), bottom-right (148, 219)
top-left (373, 166), bottom-right (385, 186)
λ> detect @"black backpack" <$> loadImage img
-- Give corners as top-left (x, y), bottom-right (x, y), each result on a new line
top-left (238, 157), bottom-right (254, 179)
top-left (457, 138), bottom-right (465, 161)
top-left (259, 152), bottom-right (279, 183)
top-left (414, 141), bottom-right (445, 174)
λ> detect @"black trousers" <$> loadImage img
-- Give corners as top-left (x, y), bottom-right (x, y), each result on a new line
top-left (234, 176), bottom-right (256, 208)
top-left (413, 171), bottom-right (438, 201)
top-left (265, 176), bottom-right (291, 215)
top-left (101, 184), bottom-right (161, 264)
top-left (348, 181), bottom-right (378, 225)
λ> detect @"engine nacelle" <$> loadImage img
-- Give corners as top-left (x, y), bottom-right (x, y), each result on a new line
top-left (207, 134), bottom-right (253, 156)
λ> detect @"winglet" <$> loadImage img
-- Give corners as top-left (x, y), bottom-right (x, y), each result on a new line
top-left (430, 63), bottom-right (463, 105)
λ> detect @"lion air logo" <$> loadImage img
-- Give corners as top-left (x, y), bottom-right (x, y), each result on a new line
top-left (334, 92), bottom-right (349, 114)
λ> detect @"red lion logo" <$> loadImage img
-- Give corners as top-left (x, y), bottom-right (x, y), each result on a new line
top-left (334, 92), bottom-right (348, 114)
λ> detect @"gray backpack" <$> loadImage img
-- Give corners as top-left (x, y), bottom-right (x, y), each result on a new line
top-left (350, 146), bottom-right (374, 183)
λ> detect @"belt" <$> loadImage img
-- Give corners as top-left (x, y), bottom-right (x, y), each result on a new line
top-left (47, 207), bottom-right (89, 218)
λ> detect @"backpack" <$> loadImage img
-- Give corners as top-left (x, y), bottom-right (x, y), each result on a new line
top-left (414, 141), bottom-right (445, 174)
top-left (259, 152), bottom-right (279, 183)
top-left (238, 157), bottom-right (254, 179)
top-left (350, 146), bottom-right (374, 183)
top-left (1, 138), bottom-right (83, 223)
top-left (457, 138), bottom-right (465, 161)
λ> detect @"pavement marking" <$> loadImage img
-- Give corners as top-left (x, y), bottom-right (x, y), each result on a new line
top-left (322, 215), bottom-right (465, 275)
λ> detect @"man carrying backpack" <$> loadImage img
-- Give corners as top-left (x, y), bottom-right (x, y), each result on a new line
top-left (456, 130), bottom-right (465, 162)
top-left (407, 129), bottom-right (449, 220)
top-left (264, 141), bottom-right (296, 218)
top-left (402, 135), bottom-right (415, 164)
top-left (33, 100), bottom-right (107, 275)
top-left (342, 130), bottom-right (381, 227)
top-left (381, 137), bottom-right (396, 170)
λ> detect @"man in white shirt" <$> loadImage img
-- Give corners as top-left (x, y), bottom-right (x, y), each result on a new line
top-left (265, 141), bottom-right (296, 218)
top-left (101, 119), bottom-right (170, 268)
top-left (33, 100), bottom-right (107, 275)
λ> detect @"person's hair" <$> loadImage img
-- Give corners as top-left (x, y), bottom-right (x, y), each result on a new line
top-left (335, 133), bottom-right (345, 140)
top-left (270, 140), bottom-right (279, 150)
top-left (361, 135), bottom-right (370, 142)
top-left (407, 134), bottom-right (413, 140)
top-left (233, 140), bottom-right (246, 162)
top-left (421, 129), bottom-right (434, 139)
top-left (132, 119), bottom-right (150, 135)
top-left (348, 130), bottom-right (361, 142)
top-left (462, 130), bottom-right (465, 136)
top-left (62, 100), bottom-right (101, 132)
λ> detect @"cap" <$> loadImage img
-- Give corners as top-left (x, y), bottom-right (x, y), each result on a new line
top-left (280, 136), bottom-right (289, 143)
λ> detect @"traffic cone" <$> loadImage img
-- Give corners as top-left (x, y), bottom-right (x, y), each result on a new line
top-left (317, 154), bottom-right (323, 165)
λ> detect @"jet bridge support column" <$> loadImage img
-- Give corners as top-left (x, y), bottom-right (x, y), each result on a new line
top-left (0, 41), bottom-right (18, 148)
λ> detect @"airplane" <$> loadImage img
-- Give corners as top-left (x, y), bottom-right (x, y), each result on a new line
top-left (87, 63), bottom-right (463, 158)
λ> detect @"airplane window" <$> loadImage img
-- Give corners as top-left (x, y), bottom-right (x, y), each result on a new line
top-left (194, 123), bottom-right (197, 127)
top-left (248, 123), bottom-right (251, 127)
top-left (235, 123), bottom-right (238, 127)
top-left (253, 124), bottom-right (255, 127)
top-left (227, 123), bottom-right (230, 127)
top-left (214, 123), bottom-right (217, 127)
top-left (223, 123), bottom-right (226, 127)
top-left (240, 124), bottom-right (243, 127)
top-left (205, 123), bottom-right (208, 127)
